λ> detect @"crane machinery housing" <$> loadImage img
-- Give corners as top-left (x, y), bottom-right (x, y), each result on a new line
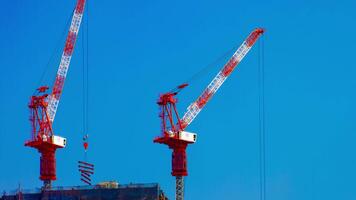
top-left (25, 0), bottom-right (86, 189)
top-left (154, 28), bottom-right (264, 200)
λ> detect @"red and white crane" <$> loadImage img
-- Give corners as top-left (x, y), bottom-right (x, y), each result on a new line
top-left (154, 28), bottom-right (264, 200)
top-left (25, 0), bottom-right (86, 189)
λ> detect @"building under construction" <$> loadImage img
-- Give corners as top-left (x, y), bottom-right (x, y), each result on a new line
top-left (1, 182), bottom-right (167, 200)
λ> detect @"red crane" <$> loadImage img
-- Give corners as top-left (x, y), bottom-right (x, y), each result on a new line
top-left (25, 0), bottom-right (86, 189)
top-left (154, 28), bottom-right (264, 200)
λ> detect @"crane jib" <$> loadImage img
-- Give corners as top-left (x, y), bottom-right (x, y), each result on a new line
top-left (46, 0), bottom-right (87, 122)
top-left (180, 28), bottom-right (264, 129)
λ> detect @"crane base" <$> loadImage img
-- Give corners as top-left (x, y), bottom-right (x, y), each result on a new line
top-left (154, 136), bottom-right (193, 177)
top-left (25, 140), bottom-right (64, 187)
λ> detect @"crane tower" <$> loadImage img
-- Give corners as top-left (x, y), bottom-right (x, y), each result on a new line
top-left (25, 0), bottom-right (86, 189)
top-left (154, 28), bottom-right (264, 200)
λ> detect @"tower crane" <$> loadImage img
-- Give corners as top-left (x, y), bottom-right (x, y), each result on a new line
top-left (154, 28), bottom-right (264, 200)
top-left (25, 0), bottom-right (86, 189)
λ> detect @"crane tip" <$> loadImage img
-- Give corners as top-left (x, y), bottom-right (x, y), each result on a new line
top-left (256, 28), bottom-right (265, 34)
top-left (178, 83), bottom-right (189, 89)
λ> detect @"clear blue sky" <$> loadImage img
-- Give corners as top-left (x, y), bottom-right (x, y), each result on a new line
top-left (1, 0), bottom-right (356, 199)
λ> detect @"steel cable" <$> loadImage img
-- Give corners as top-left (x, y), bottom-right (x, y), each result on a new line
top-left (258, 34), bottom-right (266, 200)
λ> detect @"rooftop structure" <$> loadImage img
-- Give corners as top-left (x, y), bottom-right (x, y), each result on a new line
top-left (1, 183), bottom-right (167, 200)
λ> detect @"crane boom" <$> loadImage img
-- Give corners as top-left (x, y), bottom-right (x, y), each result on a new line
top-left (180, 28), bottom-right (264, 129)
top-left (47, 0), bottom-right (86, 122)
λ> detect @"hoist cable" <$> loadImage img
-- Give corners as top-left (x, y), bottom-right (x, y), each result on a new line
top-left (82, 8), bottom-right (86, 135)
top-left (258, 34), bottom-right (266, 200)
top-left (86, 0), bottom-right (89, 135)
top-left (81, 0), bottom-right (89, 159)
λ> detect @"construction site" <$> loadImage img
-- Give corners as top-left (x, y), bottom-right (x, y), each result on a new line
top-left (0, 0), bottom-right (264, 199)
top-left (2, 0), bottom-right (355, 200)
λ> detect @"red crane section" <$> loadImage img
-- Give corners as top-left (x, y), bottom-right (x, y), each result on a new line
top-left (154, 28), bottom-right (264, 200)
top-left (25, 0), bottom-right (86, 189)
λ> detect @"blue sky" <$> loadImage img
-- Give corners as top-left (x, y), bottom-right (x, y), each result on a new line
top-left (1, 0), bottom-right (356, 199)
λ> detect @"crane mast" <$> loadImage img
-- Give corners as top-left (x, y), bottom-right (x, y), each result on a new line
top-left (25, 0), bottom-right (86, 189)
top-left (154, 28), bottom-right (264, 200)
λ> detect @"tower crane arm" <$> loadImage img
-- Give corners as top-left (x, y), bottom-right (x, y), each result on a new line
top-left (47, 0), bottom-right (86, 122)
top-left (180, 28), bottom-right (264, 129)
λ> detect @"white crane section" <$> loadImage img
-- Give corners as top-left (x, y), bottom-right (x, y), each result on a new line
top-left (181, 28), bottom-right (264, 129)
top-left (46, 0), bottom-right (86, 122)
